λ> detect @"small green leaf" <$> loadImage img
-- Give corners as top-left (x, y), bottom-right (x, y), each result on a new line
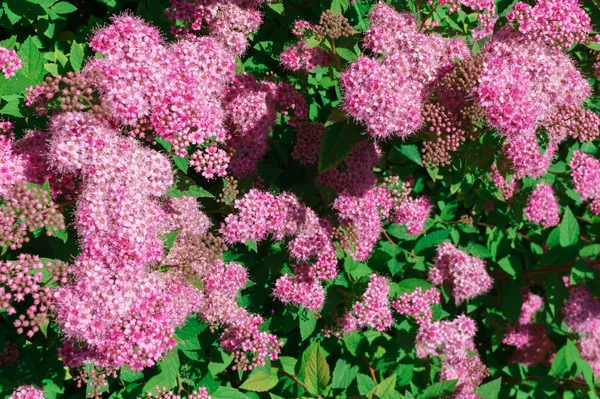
top-left (142, 351), bottom-right (180, 394)
top-left (366, 374), bottom-right (396, 399)
top-left (417, 380), bottom-right (457, 399)
top-left (396, 144), bottom-right (423, 167)
top-left (559, 207), bottom-right (579, 248)
top-left (357, 374), bottom-right (377, 395)
top-left (331, 359), bottom-right (359, 390)
top-left (336, 47), bottom-right (358, 62)
top-left (305, 36), bottom-right (321, 49)
top-left (477, 377), bottom-right (502, 399)
top-left (240, 368), bottom-right (278, 392)
top-left (414, 230), bottom-right (450, 254)
top-left (70, 40), bottom-right (84, 71)
top-left (318, 121), bottom-right (361, 173)
top-left (173, 155), bottom-right (189, 174)
top-left (303, 343), bottom-right (330, 396)
top-left (246, 239), bottom-right (258, 253)
top-left (211, 387), bottom-right (250, 399)
top-left (51, 2), bottom-right (78, 14)
top-left (174, 316), bottom-right (205, 351)
top-left (299, 310), bottom-right (317, 341)
top-left (161, 230), bottom-right (180, 252)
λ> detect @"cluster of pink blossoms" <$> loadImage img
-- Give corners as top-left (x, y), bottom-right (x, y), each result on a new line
top-left (341, 3), bottom-right (469, 139)
top-left (166, 0), bottom-right (267, 55)
top-left (429, 243), bottom-right (493, 304)
top-left (220, 189), bottom-right (337, 310)
top-left (524, 183), bottom-right (560, 228)
top-left (476, 27), bottom-right (595, 178)
top-left (8, 385), bottom-right (44, 399)
top-left (489, 163), bottom-right (519, 201)
top-left (563, 284), bottom-right (600, 376)
top-left (569, 151), bottom-right (600, 214)
top-left (0, 46), bottom-right (21, 78)
top-left (334, 274), bottom-right (393, 333)
top-left (503, 289), bottom-right (555, 366)
top-left (280, 40), bottom-right (332, 71)
top-left (394, 288), bottom-right (488, 398)
top-left (507, 0), bottom-right (591, 49)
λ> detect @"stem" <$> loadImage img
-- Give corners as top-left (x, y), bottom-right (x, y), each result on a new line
top-left (364, 355), bottom-right (377, 382)
top-left (274, 365), bottom-right (308, 392)
top-left (382, 229), bottom-right (397, 247)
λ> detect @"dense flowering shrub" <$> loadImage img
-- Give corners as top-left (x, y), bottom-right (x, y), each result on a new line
top-left (1, 0), bottom-right (600, 398)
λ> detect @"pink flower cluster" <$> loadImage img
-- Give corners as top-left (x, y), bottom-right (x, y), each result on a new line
top-left (190, 145), bottom-right (230, 180)
top-left (291, 121), bottom-right (325, 165)
top-left (83, 15), bottom-right (236, 155)
top-left (0, 46), bottom-right (21, 78)
top-left (280, 40), bottom-right (332, 71)
top-left (145, 386), bottom-right (211, 399)
top-left (429, 243), bottom-right (493, 304)
top-left (9, 385), bottom-right (44, 399)
top-left (507, 0), bottom-right (591, 49)
top-left (503, 289), bottom-right (555, 365)
top-left (220, 189), bottom-right (337, 310)
top-left (224, 74), bottom-right (309, 177)
top-left (476, 28), bottom-right (592, 178)
top-left (569, 151), bottom-right (600, 214)
top-left (341, 4), bottom-right (470, 139)
top-left (563, 285), bottom-right (600, 376)
top-left (524, 183), bottom-right (560, 228)
top-left (394, 287), bottom-right (488, 397)
top-left (489, 163), bottom-right (518, 200)
top-left (0, 254), bottom-right (68, 337)
top-left (166, 0), bottom-right (266, 55)
top-left (336, 274), bottom-right (393, 333)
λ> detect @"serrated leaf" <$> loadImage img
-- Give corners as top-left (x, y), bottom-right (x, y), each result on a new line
top-left (17, 36), bottom-right (44, 82)
top-left (173, 155), bottom-right (189, 174)
top-left (174, 316), bottom-right (205, 351)
top-left (51, 1), bottom-right (78, 13)
top-left (417, 379), bottom-right (457, 399)
top-left (240, 369), bottom-right (278, 392)
top-left (303, 343), bottom-right (330, 396)
top-left (396, 144), bottom-right (423, 167)
top-left (336, 47), bottom-right (357, 62)
top-left (318, 120), bottom-right (361, 174)
top-left (299, 311), bottom-right (317, 341)
top-left (366, 374), bottom-right (396, 399)
top-left (246, 239), bottom-right (258, 253)
top-left (477, 377), bottom-right (501, 399)
top-left (212, 387), bottom-right (250, 399)
top-left (142, 352), bottom-right (179, 393)
top-left (70, 40), bottom-right (84, 71)
top-left (278, 356), bottom-right (297, 376)
top-left (161, 230), bottom-right (180, 252)
top-left (414, 230), bottom-right (450, 254)
top-left (356, 373), bottom-right (377, 395)
top-left (559, 207), bottom-right (579, 247)
top-left (331, 359), bottom-right (359, 390)
top-left (305, 36), bottom-right (321, 49)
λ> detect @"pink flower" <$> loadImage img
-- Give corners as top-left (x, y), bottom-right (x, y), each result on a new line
top-left (9, 385), bottom-right (44, 399)
top-left (524, 183), bottom-right (560, 228)
top-left (280, 41), bottom-right (332, 71)
top-left (570, 151), bottom-right (600, 214)
top-left (0, 47), bottom-right (21, 78)
top-left (429, 243), bottom-right (493, 304)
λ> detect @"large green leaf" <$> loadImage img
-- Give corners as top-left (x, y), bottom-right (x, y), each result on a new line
top-left (240, 368), bottom-right (279, 392)
top-left (559, 207), bottom-right (579, 248)
top-left (318, 120), bottom-right (361, 173)
top-left (302, 343), bottom-right (330, 396)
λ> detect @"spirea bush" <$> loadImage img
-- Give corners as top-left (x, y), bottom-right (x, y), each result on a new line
top-left (1, 0), bottom-right (600, 398)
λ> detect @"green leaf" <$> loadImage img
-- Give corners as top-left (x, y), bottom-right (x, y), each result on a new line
top-left (417, 380), bottom-right (457, 399)
top-left (559, 207), bottom-right (579, 248)
top-left (299, 310), bottom-right (317, 341)
top-left (318, 121), bottom-right (361, 173)
top-left (366, 374), bottom-right (396, 399)
top-left (278, 356), bottom-right (297, 376)
top-left (70, 40), bottom-right (84, 71)
top-left (246, 239), bottom-right (258, 253)
top-left (51, 1), bottom-right (78, 13)
top-left (396, 144), bottom-right (423, 167)
top-left (336, 47), bottom-right (358, 62)
top-left (142, 351), bottom-right (180, 393)
top-left (305, 36), bottom-right (321, 49)
top-left (331, 359), bottom-right (358, 390)
top-left (240, 368), bottom-right (279, 392)
top-left (161, 230), bottom-right (180, 252)
top-left (120, 366), bottom-right (143, 383)
top-left (356, 374), bottom-right (377, 395)
top-left (51, 228), bottom-right (68, 243)
top-left (585, 42), bottom-right (600, 51)
top-left (303, 343), bottom-right (330, 396)
top-left (173, 155), bottom-right (189, 174)
top-left (414, 230), bottom-right (450, 254)
top-left (17, 36), bottom-right (44, 82)
top-left (393, 278), bottom-right (433, 296)
top-left (477, 377), bottom-right (501, 399)
top-left (212, 387), bottom-right (250, 399)
top-left (174, 316), bottom-right (205, 351)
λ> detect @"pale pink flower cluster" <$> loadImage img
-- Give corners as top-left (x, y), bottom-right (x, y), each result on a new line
top-left (429, 243), bottom-right (493, 304)
top-left (0, 255), bottom-right (67, 337)
top-left (334, 187), bottom-right (393, 261)
top-left (220, 189), bottom-right (337, 310)
top-left (0, 131), bottom-right (25, 197)
top-left (145, 386), bottom-right (211, 399)
top-left (507, 0), bottom-right (591, 49)
top-left (334, 274), bottom-right (393, 333)
top-left (524, 183), bottom-right (560, 228)
top-left (569, 151), bottom-right (600, 214)
top-left (503, 289), bottom-right (555, 365)
top-left (83, 15), bottom-right (236, 155)
top-left (392, 196), bottom-right (432, 236)
top-left (476, 28), bottom-right (591, 178)
top-left (9, 385), bottom-right (44, 399)
top-left (0, 46), bottom-right (21, 78)
top-left (190, 145), bottom-right (230, 180)
top-left (392, 286), bottom-right (440, 324)
top-left (563, 285), bottom-right (600, 376)
top-left (280, 40), bottom-right (332, 71)
top-left (489, 163), bottom-right (518, 200)
top-left (166, 0), bottom-right (266, 55)
top-left (341, 4), bottom-right (470, 139)
top-left (440, 0), bottom-right (497, 40)
top-left (395, 287), bottom-right (488, 397)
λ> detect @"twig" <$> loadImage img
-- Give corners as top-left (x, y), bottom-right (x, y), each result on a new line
top-left (363, 355), bottom-right (377, 382)
top-left (274, 365), bottom-right (309, 392)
